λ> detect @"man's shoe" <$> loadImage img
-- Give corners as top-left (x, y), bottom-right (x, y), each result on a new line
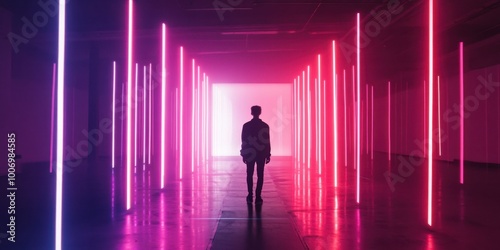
top-left (255, 196), bottom-right (263, 204)
top-left (246, 195), bottom-right (253, 204)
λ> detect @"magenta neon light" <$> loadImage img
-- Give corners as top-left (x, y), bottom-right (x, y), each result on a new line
top-left (135, 63), bottom-right (138, 167)
top-left (356, 13), bottom-right (361, 204)
top-left (55, 0), bottom-right (66, 248)
top-left (318, 54), bottom-right (322, 174)
top-left (438, 76), bottom-right (442, 156)
top-left (112, 61), bottom-right (116, 168)
top-left (428, 0), bottom-right (434, 226)
top-left (332, 41), bottom-right (338, 187)
top-left (343, 69), bottom-right (347, 167)
top-left (206, 76), bottom-right (210, 162)
top-left (459, 42), bottom-right (464, 184)
top-left (50, 63), bottom-right (56, 173)
top-left (371, 86), bottom-right (374, 160)
top-left (307, 66), bottom-right (311, 168)
top-left (148, 63), bottom-right (152, 164)
top-left (197, 66), bottom-right (201, 167)
top-left (302, 71), bottom-right (306, 165)
top-left (179, 46), bottom-right (184, 179)
top-left (366, 84), bottom-right (368, 155)
top-left (143, 65), bottom-right (147, 167)
top-left (388, 81), bottom-right (391, 161)
top-left (191, 59), bottom-right (195, 173)
top-left (126, 0), bottom-right (133, 210)
top-left (352, 66), bottom-right (356, 170)
top-left (160, 23), bottom-right (166, 189)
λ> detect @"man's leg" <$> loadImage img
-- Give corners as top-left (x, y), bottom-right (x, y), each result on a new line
top-left (255, 158), bottom-right (265, 202)
top-left (246, 161), bottom-right (255, 202)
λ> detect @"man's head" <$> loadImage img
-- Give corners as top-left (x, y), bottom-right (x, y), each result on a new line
top-left (251, 105), bottom-right (262, 118)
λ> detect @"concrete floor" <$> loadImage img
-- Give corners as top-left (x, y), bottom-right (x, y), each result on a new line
top-left (1, 154), bottom-right (500, 249)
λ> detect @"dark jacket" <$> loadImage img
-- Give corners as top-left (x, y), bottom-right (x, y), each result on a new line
top-left (240, 118), bottom-right (271, 162)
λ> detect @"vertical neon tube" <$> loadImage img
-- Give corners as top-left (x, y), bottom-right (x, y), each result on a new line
top-left (315, 78), bottom-right (319, 167)
top-left (307, 66), bottom-right (311, 168)
top-left (112, 61), bottom-right (116, 168)
top-left (366, 84), bottom-right (368, 155)
top-left (343, 69), bottom-right (347, 167)
top-left (388, 81), bottom-right (391, 161)
top-left (318, 54), bottom-right (322, 174)
top-left (352, 66), bottom-right (356, 170)
top-left (179, 46), bottom-right (184, 179)
top-left (302, 71), bottom-right (306, 165)
top-left (356, 13), bottom-right (361, 204)
top-left (206, 76), bottom-right (209, 162)
top-left (50, 63), bottom-right (56, 173)
top-left (459, 42), bottom-right (464, 184)
top-left (126, 0), bottom-right (133, 210)
top-left (160, 23), bottom-right (166, 189)
top-left (371, 86), bottom-right (374, 160)
top-left (438, 76), bottom-right (442, 156)
top-left (135, 63), bottom-right (138, 167)
top-left (427, 0), bottom-right (434, 226)
top-left (148, 63), bottom-right (152, 164)
top-left (332, 41), bottom-right (338, 187)
top-left (191, 59), bottom-right (195, 173)
top-left (197, 66), bottom-right (201, 166)
top-left (143, 65), bottom-right (146, 167)
top-left (55, 1), bottom-right (66, 248)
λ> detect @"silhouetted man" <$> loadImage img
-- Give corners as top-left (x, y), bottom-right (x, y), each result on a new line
top-left (240, 106), bottom-right (271, 204)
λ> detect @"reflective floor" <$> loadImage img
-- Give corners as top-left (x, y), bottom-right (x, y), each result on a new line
top-left (1, 154), bottom-right (500, 249)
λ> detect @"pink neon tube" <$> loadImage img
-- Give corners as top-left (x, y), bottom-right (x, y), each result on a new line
top-left (371, 86), bottom-right (374, 160)
top-left (343, 70), bottom-right (347, 167)
top-left (388, 81), bottom-right (391, 161)
top-left (356, 13), bottom-right (361, 204)
top-left (160, 23), bottom-right (166, 189)
top-left (459, 42), bottom-right (464, 184)
top-left (307, 66), bottom-right (311, 167)
top-left (428, 0), bottom-right (434, 226)
top-left (112, 61), bottom-right (116, 168)
top-left (179, 46), bottom-right (184, 179)
top-left (148, 63), bottom-right (152, 164)
top-left (143, 65), bottom-right (146, 167)
top-left (126, 0), bottom-right (133, 210)
top-left (191, 59), bottom-right (195, 173)
top-left (135, 63), bottom-right (138, 168)
top-left (318, 54), bottom-right (322, 174)
top-left (438, 76), bottom-right (442, 156)
top-left (332, 40), bottom-right (338, 187)
top-left (50, 63), bottom-right (56, 173)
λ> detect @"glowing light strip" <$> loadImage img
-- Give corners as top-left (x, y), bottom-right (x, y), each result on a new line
top-left (343, 70), bottom-right (347, 167)
top-left (143, 65), bottom-right (146, 167)
top-left (135, 63), bottom-right (138, 167)
top-left (179, 46), bottom-right (184, 179)
top-left (294, 79), bottom-right (297, 162)
top-left (428, 0), bottom-right (434, 226)
top-left (315, 78), bottom-right (319, 168)
top-left (302, 71), bottom-right (306, 165)
top-left (371, 86), bottom-right (374, 160)
top-left (332, 41), bottom-right (338, 187)
top-left (197, 66), bottom-right (201, 166)
top-left (366, 84), bottom-right (368, 155)
top-left (202, 73), bottom-right (206, 163)
top-left (192, 59), bottom-right (195, 173)
top-left (438, 76), bottom-right (441, 156)
top-left (459, 42), bottom-right (464, 184)
top-left (161, 23), bottom-right (166, 189)
top-left (126, 0), bottom-right (133, 210)
top-left (148, 63), bottom-right (152, 164)
top-left (352, 66), bottom-right (356, 170)
top-left (112, 61), bottom-right (116, 169)
top-left (318, 55), bottom-right (322, 174)
top-left (307, 66), bottom-right (311, 167)
top-left (356, 13), bottom-right (361, 204)
top-left (388, 81), bottom-right (391, 161)
top-left (50, 63), bottom-right (56, 173)
top-left (206, 76), bottom-right (209, 162)
top-left (55, 1), bottom-right (66, 248)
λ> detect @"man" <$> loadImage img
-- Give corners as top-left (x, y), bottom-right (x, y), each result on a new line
top-left (240, 105), bottom-right (271, 204)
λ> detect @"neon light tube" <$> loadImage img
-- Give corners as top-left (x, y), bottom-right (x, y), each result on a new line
top-left (343, 69), bottom-right (347, 167)
top-left (388, 81), bottom-right (391, 161)
top-left (148, 63), bottom-right (152, 164)
top-left (50, 63), bottom-right (56, 173)
top-left (332, 40), bottom-right (338, 187)
top-left (366, 84), bottom-right (368, 155)
top-left (438, 76), bottom-right (441, 156)
top-left (179, 46), bottom-right (184, 179)
top-left (55, 0), bottom-right (66, 248)
top-left (356, 13), bottom-right (361, 204)
top-left (459, 42), bottom-right (464, 184)
top-left (352, 65), bottom-right (356, 170)
top-left (143, 66), bottom-right (147, 167)
top-left (112, 61), bottom-right (116, 168)
top-left (302, 71), bottom-right (306, 165)
top-left (307, 66), bottom-right (311, 168)
top-left (197, 66), bottom-right (201, 167)
top-left (206, 76), bottom-right (209, 162)
top-left (315, 78), bottom-right (319, 168)
top-left (192, 59), bottom-right (195, 173)
top-left (126, 0), bottom-right (133, 210)
top-left (135, 63), bottom-right (138, 167)
top-left (161, 23), bottom-right (166, 189)
top-left (428, 0), bottom-right (434, 226)
top-left (318, 54), bottom-right (322, 174)
top-left (371, 86), bottom-right (374, 160)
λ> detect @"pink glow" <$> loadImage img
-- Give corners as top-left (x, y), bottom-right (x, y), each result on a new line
top-left (197, 66), bottom-right (201, 167)
top-left (438, 76), bottom-right (442, 156)
top-left (202, 73), bottom-right (206, 163)
top-left (135, 63), bottom-right (138, 167)
top-left (55, 0), bottom-right (66, 247)
top-left (161, 23), bottom-right (166, 189)
top-left (459, 42), bottom-right (464, 184)
top-left (302, 71), bottom-right (306, 165)
top-left (143, 65), bottom-right (146, 167)
top-left (352, 65), bottom-right (356, 170)
top-left (371, 86), bottom-right (374, 160)
top-left (318, 54), bottom-right (322, 174)
top-left (179, 46), bottom-right (184, 179)
top-left (388, 81), bottom-right (391, 161)
top-left (356, 13), bottom-right (361, 204)
top-left (191, 59), bottom-right (195, 173)
top-left (148, 63), bottom-right (152, 164)
top-left (332, 41), bottom-right (338, 187)
top-left (428, 0), bottom-right (434, 226)
top-left (112, 61), bottom-right (116, 168)
top-left (343, 69), bottom-right (347, 167)
top-left (206, 76), bottom-right (210, 161)
top-left (50, 63), bottom-right (56, 173)
top-left (307, 66), bottom-right (311, 168)
top-left (366, 84), bottom-right (368, 155)
top-left (126, 0), bottom-right (133, 210)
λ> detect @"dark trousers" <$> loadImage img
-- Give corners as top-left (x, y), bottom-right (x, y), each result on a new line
top-left (246, 158), bottom-right (265, 197)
